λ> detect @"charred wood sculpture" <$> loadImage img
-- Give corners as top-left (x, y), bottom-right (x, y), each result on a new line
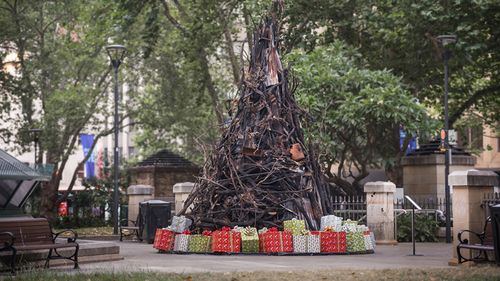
top-left (179, 17), bottom-right (334, 230)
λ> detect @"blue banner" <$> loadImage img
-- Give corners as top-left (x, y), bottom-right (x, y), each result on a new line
top-left (399, 129), bottom-right (417, 155)
top-left (80, 133), bottom-right (95, 178)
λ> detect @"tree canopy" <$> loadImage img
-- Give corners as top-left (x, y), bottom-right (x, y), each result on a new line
top-left (289, 42), bottom-right (436, 193)
top-left (0, 0), bottom-right (123, 217)
top-left (284, 0), bottom-right (500, 127)
top-left (1, 0), bottom-right (498, 210)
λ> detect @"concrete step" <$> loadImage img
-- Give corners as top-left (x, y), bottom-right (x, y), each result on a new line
top-left (0, 239), bottom-right (122, 271)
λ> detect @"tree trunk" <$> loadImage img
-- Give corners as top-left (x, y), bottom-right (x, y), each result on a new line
top-left (243, 4), bottom-right (254, 52)
top-left (221, 17), bottom-right (240, 85)
top-left (198, 47), bottom-right (224, 128)
top-left (40, 162), bottom-right (61, 222)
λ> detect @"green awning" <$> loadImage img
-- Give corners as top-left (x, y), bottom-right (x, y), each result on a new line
top-left (0, 149), bottom-right (50, 209)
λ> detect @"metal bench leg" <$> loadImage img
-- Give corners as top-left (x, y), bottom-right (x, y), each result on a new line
top-left (45, 248), bottom-right (53, 268)
top-left (120, 229), bottom-right (124, 241)
top-left (10, 248), bottom-right (17, 275)
top-left (74, 244), bottom-right (80, 269)
top-left (136, 229), bottom-right (143, 241)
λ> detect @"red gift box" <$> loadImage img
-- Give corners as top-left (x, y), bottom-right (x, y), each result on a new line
top-left (212, 227), bottom-right (241, 253)
top-left (258, 233), bottom-right (264, 252)
top-left (261, 228), bottom-right (293, 253)
top-left (312, 231), bottom-right (346, 253)
top-left (153, 229), bottom-right (176, 251)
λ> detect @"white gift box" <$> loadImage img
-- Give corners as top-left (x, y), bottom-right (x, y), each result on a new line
top-left (320, 215), bottom-right (343, 231)
top-left (293, 235), bottom-right (321, 253)
top-left (342, 220), bottom-right (358, 232)
top-left (169, 216), bottom-right (192, 233)
top-left (173, 234), bottom-right (190, 252)
top-left (364, 233), bottom-right (374, 251)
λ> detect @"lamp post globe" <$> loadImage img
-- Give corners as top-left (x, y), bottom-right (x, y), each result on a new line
top-left (106, 44), bottom-right (126, 235)
top-left (436, 35), bottom-right (456, 244)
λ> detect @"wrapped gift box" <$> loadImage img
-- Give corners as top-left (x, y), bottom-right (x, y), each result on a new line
top-left (293, 234), bottom-right (320, 253)
top-left (153, 228), bottom-right (176, 251)
top-left (363, 232), bottom-right (374, 251)
top-left (312, 231), bottom-right (347, 253)
top-left (346, 232), bottom-right (366, 253)
top-left (261, 228), bottom-right (293, 253)
top-left (169, 216), bottom-right (192, 233)
top-left (173, 232), bottom-right (191, 252)
top-left (283, 218), bottom-right (306, 235)
top-left (342, 219), bottom-right (358, 232)
top-left (235, 227), bottom-right (259, 253)
top-left (258, 228), bottom-right (268, 253)
top-left (320, 215), bottom-right (343, 231)
top-left (153, 228), bottom-right (163, 249)
top-left (212, 227), bottom-right (241, 253)
top-left (188, 234), bottom-right (212, 253)
top-left (258, 233), bottom-right (265, 252)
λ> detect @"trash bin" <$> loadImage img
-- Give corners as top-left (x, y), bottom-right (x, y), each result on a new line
top-left (139, 200), bottom-right (171, 243)
top-left (490, 204), bottom-right (500, 266)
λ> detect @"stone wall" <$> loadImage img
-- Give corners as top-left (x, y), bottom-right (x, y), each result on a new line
top-left (128, 166), bottom-right (199, 200)
top-left (402, 154), bottom-right (475, 200)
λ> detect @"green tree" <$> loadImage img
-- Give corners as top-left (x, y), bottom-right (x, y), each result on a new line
top-left (288, 42), bottom-right (436, 194)
top-left (284, 0), bottom-right (500, 128)
top-left (0, 0), bottom-right (125, 218)
top-left (117, 0), bottom-right (269, 162)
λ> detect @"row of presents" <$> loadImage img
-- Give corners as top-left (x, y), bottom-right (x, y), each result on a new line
top-left (153, 215), bottom-right (375, 254)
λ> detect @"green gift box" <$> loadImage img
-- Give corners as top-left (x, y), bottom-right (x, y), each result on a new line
top-left (234, 227), bottom-right (259, 253)
top-left (240, 227), bottom-right (259, 253)
top-left (188, 235), bottom-right (211, 253)
top-left (283, 218), bottom-right (306, 235)
top-left (346, 232), bottom-right (365, 253)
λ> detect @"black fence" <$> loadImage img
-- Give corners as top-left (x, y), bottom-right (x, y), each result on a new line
top-left (331, 195), bottom-right (367, 223)
top-left (330, 194), bottom-right (451, 224)
top-left (483, 192), bottom-right (500, 218)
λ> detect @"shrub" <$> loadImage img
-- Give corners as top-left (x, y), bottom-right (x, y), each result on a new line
top-left (397, 213), bottom-right (439, 242)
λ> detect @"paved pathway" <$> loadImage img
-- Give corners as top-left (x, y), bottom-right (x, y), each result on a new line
top-left (75, 242), bottom-right (454, 273)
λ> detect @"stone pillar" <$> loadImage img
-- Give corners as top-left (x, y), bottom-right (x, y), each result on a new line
top-left (402, 154), bottom-right (475, 201)
top-left (173, 182), bottom-right (195, 214)
top-left (365, 181), bottom-right (397, 245)
top-left (127, 185), bottom-right (154, 225)
top-left (449, 169), bottom-right (498, 263)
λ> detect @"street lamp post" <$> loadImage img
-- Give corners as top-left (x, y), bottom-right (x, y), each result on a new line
top-left (106, 44), bottom-right (127, 235)
top-left (437, 35), bottom-right (457, 244)
top-left (29, 128), bottom-right (42, 165)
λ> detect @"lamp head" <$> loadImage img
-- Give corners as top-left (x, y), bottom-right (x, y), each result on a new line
top-left (29, 128), bottom-right (42, 135)
top-left (106, 44), bottom-right (127, 68)
top-left (436, 35), bottom-right (457, 47)
top-left (29, 128), bottom-right (42, 141)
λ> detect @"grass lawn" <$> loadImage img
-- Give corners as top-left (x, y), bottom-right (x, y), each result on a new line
top-left (5, 267), bottom-right (500, 281)
top-left (54, 226), bottom-right (114, 236)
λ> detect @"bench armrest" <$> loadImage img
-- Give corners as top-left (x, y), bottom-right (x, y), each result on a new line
top-left (53, 229), bottom-right (78, 243)
top-left (0, 232), bottom-right (15, 250)
top-left (458, 229), bottom-right (484, 245)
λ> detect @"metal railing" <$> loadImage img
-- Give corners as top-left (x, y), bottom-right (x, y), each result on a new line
top-left (482, 192), bottom-right (500, 218)
top-left (331, 195), bottom-right (366, 223)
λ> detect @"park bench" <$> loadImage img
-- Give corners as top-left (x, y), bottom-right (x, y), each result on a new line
top-left (457, 216), bottom-right (495, 264)
top-left (119, 216), bottom-right (143, 242)
top-left (0, 217), bottom-right (79, 274)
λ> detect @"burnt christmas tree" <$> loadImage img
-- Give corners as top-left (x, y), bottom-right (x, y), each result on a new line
top-left (179, 17), bottom-right (333, 230)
